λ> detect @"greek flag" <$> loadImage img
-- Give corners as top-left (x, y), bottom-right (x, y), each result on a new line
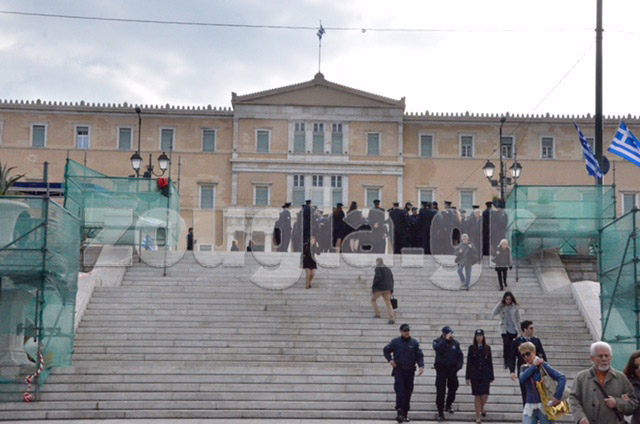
top-left (574, 122), bottom-right (603, 179)
top-left (608, 121), bottom-right (640, 168)
top-left (317, 24), bottom-right (325, 40)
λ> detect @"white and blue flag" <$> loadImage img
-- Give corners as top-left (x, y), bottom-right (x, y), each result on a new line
top-left (608, 121), bottom-right (640, 168)
top-left (574, 122), bottom-right (603, 179)
top-left (317, 24), bottom-right (325, 40)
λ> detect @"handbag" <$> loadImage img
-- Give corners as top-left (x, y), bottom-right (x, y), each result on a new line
top-left (390, 296), bottom-right (398, 310)
top-left (535, 365), bottom-right (571, 421)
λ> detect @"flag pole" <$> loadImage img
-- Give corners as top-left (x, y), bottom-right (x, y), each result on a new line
top-left (318, 20), bottom-right (323, 73)
top-left (595, 0), bottom-right (603, 184)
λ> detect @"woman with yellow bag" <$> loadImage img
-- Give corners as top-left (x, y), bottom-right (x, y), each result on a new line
top-left (518, 342), bottom-right (568, 424)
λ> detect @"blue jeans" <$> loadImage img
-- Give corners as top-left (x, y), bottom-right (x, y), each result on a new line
top-left (522, 408), bottom-right (553, 424)
top-left (457, 265), bottom-right (472, 288)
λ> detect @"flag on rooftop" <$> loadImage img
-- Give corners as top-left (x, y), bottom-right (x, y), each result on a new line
top-left (574, 122), bottom-right (603, 179)
top-left (607, 121), bottom-right (640, 168)
top-left (317, 24), bottom-right (325, 40)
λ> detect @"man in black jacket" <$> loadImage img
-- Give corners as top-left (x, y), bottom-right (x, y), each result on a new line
top-left (368, 200), bottom-right (387, 254)
top-left (384, 323), bottom-right (425, 423)
top-left (509, 320), bottom-right (547, 405)
top-left (371, 257), bottom-right (395, 324)
top-left (433, 326), bottom-right (464, 421)
top-left (389, 202), bottom-right (408, 254)
top-left (274, 202), bottom-right (292, 252)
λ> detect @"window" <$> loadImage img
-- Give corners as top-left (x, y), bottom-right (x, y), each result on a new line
top-left (460, 135), bottom-right (474, 158)
top-left (199, 185), bottom-right (215, 209)
top-left (419, 134), bottom-right (433, 157)
top-left (331, 123), bottom-right (343, 154)
top-left (501, 136), bottom-right (514, 159)
top-left (118, 127), bottom-right (132, 151)
top-left (331, 176), bottom-right (343, 207)
top-left (294, 122), bottom-right (305, 153)
top-left (160, 128), bottom-right (174, 151)
top-left (313, 123), bottom-right (324, 154)
top-left (292, 174), bottom-right (305, 206)
top-left (419, 189), bottom-right (434, 204)
top-left (541, 137), bottom-right (554, 159)
top-left (460, 190), bottom-right (474, 211)
top-left (311, 174), bottom-right (324, 205)
top-left (199, 244), bottom-right (213, 252)
top-left (256, 130), bottom-right (270, 153)
top-left (76, 126), bottom-right (90, 149)
top-left (623, 193), bottom-right (638, 214)
top-left (202, 129), bottom-right (216, 152)
top-left (365, 188), bottom-right (381, 208)
top-left (367, 133), bottom-right (380, 156)
top-left (254, 185), bottom-right (270, 206)
top-left (31, 124), bottom-right (46, 148)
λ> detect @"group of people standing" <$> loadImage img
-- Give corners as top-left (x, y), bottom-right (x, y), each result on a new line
top-left (273, 199), bottom-right (509, 256)
top-left (382, 291), bottom-right (640, 423)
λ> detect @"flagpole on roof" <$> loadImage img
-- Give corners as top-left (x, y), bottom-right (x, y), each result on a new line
top-left (317, 20), bottom-right (325, 74)
top-left (595, 0), bottom-right (603, 186)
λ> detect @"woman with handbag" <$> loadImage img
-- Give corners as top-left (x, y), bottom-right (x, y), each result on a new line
top-left (465, 329), bottom-right (494, 423)
top-left (623, 350), bottom-right (640, 424)
top-left (493, 239), bottom-right (513, 291)
top-left (492, 291), bottom-right (522, 369)
top-left (518, 342), bottom-right (567, 424)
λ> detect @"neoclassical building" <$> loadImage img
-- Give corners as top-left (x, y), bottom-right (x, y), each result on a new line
top-left (0, 73), bottom-right (638, 251)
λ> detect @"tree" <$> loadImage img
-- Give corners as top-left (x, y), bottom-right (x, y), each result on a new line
top-left (0, 161), bottom-right (25, 196)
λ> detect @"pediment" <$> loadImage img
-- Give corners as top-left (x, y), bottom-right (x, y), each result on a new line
top-left (232, 73), bottom-right (405, 109)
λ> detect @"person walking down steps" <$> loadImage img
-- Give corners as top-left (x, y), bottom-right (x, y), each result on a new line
top-left (433, 326), bottom-right (464, 422)
top-left (384, 323), bottom-right (425, 423)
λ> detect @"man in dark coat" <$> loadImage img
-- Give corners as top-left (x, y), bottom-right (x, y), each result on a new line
top-left (408, 207), bottom-right (420, 248)
top-left (302, 199), bottom-right (312, 244)
top-left (371, 257), bottom-right (395, 324)
top-left (274, 202), bottom-right (292, 252)
top-left (482, 201), bottom-right (493, 257)
top-left (491, 201), bottom-right (508, 251)
top-left (424, 202), bottom-right (438, 254)
top-left (291, 205), bottom-right (304, 252)
top-left (433, 326), bottom-right (464, 421)
top-left (368, 200), bottom-right (387, 254)
top-left (466, 205), bottom-right (483, 252)
top-left (509, 320), bottom-right (548, 405)
top-left (384, 323), bottom-right (425, 423)
top-left (186, 227), bottom-right (195, 251)
top-left (416, 201), bottom-right (430, 254)
top-left (389, 202), bottom-right (408, 254)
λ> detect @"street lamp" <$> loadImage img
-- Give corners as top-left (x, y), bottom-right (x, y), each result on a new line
top-left (130, 152), bottom-right (170, 178)
top-left (134, 107), bottom-right (142, 177)
top-left (482, 116), bottom-right (523, 205)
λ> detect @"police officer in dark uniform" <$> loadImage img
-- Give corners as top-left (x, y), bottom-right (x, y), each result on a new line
top-left (416, 201), bottom-right (430, 254)
top-left (388, 202), bottom-right (408, 254)
top-left (274, 202), bottom-right (292, 252)
top-left (433, 326), bottom-right (464, 421)
top-left (368, 200), bottom-right (387, 254)
top-left (383, 323), bottom-right (425, 423)
top-left (466, 205), bottom-right (483, 253)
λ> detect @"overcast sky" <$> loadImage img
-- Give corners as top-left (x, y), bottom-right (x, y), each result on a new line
top-left (1, 0), bottom-right (639, 116)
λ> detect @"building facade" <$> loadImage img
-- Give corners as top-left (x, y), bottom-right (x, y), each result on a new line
top-left (0, 73), bottom-right (638, 251)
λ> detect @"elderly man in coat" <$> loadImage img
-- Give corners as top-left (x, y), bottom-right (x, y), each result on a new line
top-left (570, 341), bottom-right (638, 424)
top-left (371, 257), bottom-right (395, 325)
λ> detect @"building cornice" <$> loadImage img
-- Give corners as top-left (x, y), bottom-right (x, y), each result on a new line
top-left (0, 99), bottom-right (233, 118)
top-left (403, 110), bottom-right (640, 124)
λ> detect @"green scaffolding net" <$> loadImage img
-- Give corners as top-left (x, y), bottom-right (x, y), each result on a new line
top-left (506, 185), bottom-right (616, 259)
top-left (600, 209), bottom-right (640, 371)
top-left (63, 159), bottom-right (181, 267)
top-left (0, 197), bottom-right (80, 401)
